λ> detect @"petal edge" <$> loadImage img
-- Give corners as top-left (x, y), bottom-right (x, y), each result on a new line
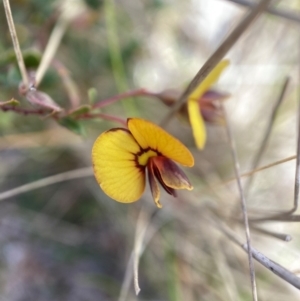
top-left (128, 118), bottom-right (194, 167)
top-left (92, 128), bottom-right (146, 203)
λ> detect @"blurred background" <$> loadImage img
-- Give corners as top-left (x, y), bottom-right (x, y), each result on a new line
top-left (0, 0), bottom-right (299, 300)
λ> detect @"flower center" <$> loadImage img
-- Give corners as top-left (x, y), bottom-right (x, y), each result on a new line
top-left (137, 149), bottom-right (158, 166)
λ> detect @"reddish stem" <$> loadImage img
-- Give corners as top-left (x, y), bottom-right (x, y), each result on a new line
top-left (77, 113), bottom-right (127, 127)
top-left (92, 88), bottom-right (156, 109)
top-left (1, 105), bottom-right (47, 116)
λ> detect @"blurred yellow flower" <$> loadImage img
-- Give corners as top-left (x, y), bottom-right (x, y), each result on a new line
top-left (92, 118), bottom-right (194, 208)
top-left (188, 59), bottom-right (230, 149)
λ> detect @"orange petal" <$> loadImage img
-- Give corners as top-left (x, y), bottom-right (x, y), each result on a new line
top-left (147, 160), bottom-right (162, 208)
top-left (92, 128), bottom-right (145, 203)
top-left (127, 118), bottom-right (194, 167)
top-left (151, 156), bottom-right (193, 191)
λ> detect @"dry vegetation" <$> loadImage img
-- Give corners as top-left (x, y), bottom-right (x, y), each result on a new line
top-left (0, 0), bottom-right (299, 300)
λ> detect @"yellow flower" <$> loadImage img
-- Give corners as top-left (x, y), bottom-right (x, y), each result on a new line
top-left (188, 59), bottom-right (230, 149)
top-left (92, 118), bottom-right (194, 208)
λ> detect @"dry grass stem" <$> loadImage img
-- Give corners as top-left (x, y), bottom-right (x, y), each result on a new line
top-left (226, 0), bottom-right (300, 24)
top-left (133, 210), bottom-right (149, 295)
top-left (119, 209), bottom-right (163, 301)
top-left (251, 214), bottom-right (300, 223)
top-left (244, 92), bottom-right (300, 221)
top-left (222, 104), bottom-right (257, 301)
top-left (53, 60), bottom-right (80, 108)
top-left (3, 0), bottom-right (29, 87)
top-left (251, 225), bottom-right (292, 242)
top-left (225, 154), bottom-right (297, 184)
top-left (35, 17), bottom-right (69, 87)
top-left (245, 77), bottom-right (290, 193)
top-left (212, 218), bottom-right (300, 290)
top-left (160, 0), bottom-right (272, 127)
top-left (0, 167), bottom-right (93, 201)
top-left (293, 89), bottom-right (300, 212)
top-left (242, 245), bottom-right (300, 290)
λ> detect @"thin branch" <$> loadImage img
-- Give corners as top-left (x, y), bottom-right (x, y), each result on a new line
top-left (242, 77), bottom-right (298, 221)
top-left (35, 17), bottom-right (69, 87)
top-left (292, 86), bottom-right (300, 213)
top-left (210, 217), bottom-right (300, 290)
top-left (92, 88), bottom-right (152, 109)
top-left (76, 113), bottom-right (127, 126)
top-left (242, 245), bottom-right (300, 289)
top-left (118, 209), bottom-right (162, 301)
top-left (3, 0), bottom-right (29, 87)
top-left (222, 104), bottom-right (257, 301)
top-left (0, 167), bottom-right (93, 201)
top-left (245, 77), bottom-right (290, 193)
top-left (251, 225), bottom-right (292, 242)
top-left (133, 210), bottom-right (149, 295)
top-left (1, 105), bottom-right (47, 116)
top-left (160, 0), bottom-right (272, 127)
top-left (34, 2), bottom-right (89, 87)
top-left (251, 214), bottom-right (300, 223)
top-left (225, 154), bottom-right (296, 184)
top-left (225, 0), bottom-right (300, 24)
top-left (53, 60), bottom-right (81, 108)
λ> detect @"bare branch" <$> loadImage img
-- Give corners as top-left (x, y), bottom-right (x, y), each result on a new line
top-left (118, 209), bottom-right (163, 301)
top-left (292, 87), bottom-right (300, 212)
top-left (251, 214), bottom-right (300, 223)
top-left (0, 167), bottom-right (93, 201)
top-left (225, 0), bottom-right (300, 24)
top-left (1, 105), bottom-right (47, 116)
top-left (3, 0), bottom-right (29, 87)
top-left (222, 104), bottom-right (257, 301)
top-left (245, 77), bottom-right (290, 193)
top-left (251, 225), bottom-right (292, 242)
top-left (35, 18), bottom-right (69, 87)
top-left (242, 245), bottom-right (300, 290)
top-left (93, 89), bottom-right (151, 109)
top-left (211, 218), bottom-right (300, 290)
top-left (133, 210), bottom-right (149, 295)
top-left (160, 0), bottom-right (272, 127)
top-left (225, 154), bottom-right (296, 184)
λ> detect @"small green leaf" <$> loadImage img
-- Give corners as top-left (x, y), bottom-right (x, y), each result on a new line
top-left (23, 50), bottom-right (42, 69)
top-left (85, 0), bottom-right (103, 10)
top-left (0, 49), bottom-right (42, 69)
top-left (59, 117), bottom-right (86, 136)
top-left (69, 105), bottom-right (91, 117)
top-left (0, 98), bottom-right (20, 107)
top-left (88, 87), bottom-right (98, 105)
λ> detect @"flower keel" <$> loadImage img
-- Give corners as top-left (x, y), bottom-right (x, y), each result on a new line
top-left (148, 156), bottom-right (192, 208)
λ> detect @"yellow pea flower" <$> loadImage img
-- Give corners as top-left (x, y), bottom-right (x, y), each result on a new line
top-left (188, 59), bottom-right (230, 149)
top-left (92, 118), bottom-right (194, 208)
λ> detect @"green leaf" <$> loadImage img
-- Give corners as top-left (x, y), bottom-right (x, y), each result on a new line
top-left (0, 98), bottom-right (20, 107)
top-left (23, 50), bottom-right (42, 68)
top-left (59, 117), bottom-right (86, 136)
top-left (69, 105), bottom-right (91, 117)
top-left (88, 88), bottom-right (98, 105)
top-left (0, 49), bottom-right (42, 69)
